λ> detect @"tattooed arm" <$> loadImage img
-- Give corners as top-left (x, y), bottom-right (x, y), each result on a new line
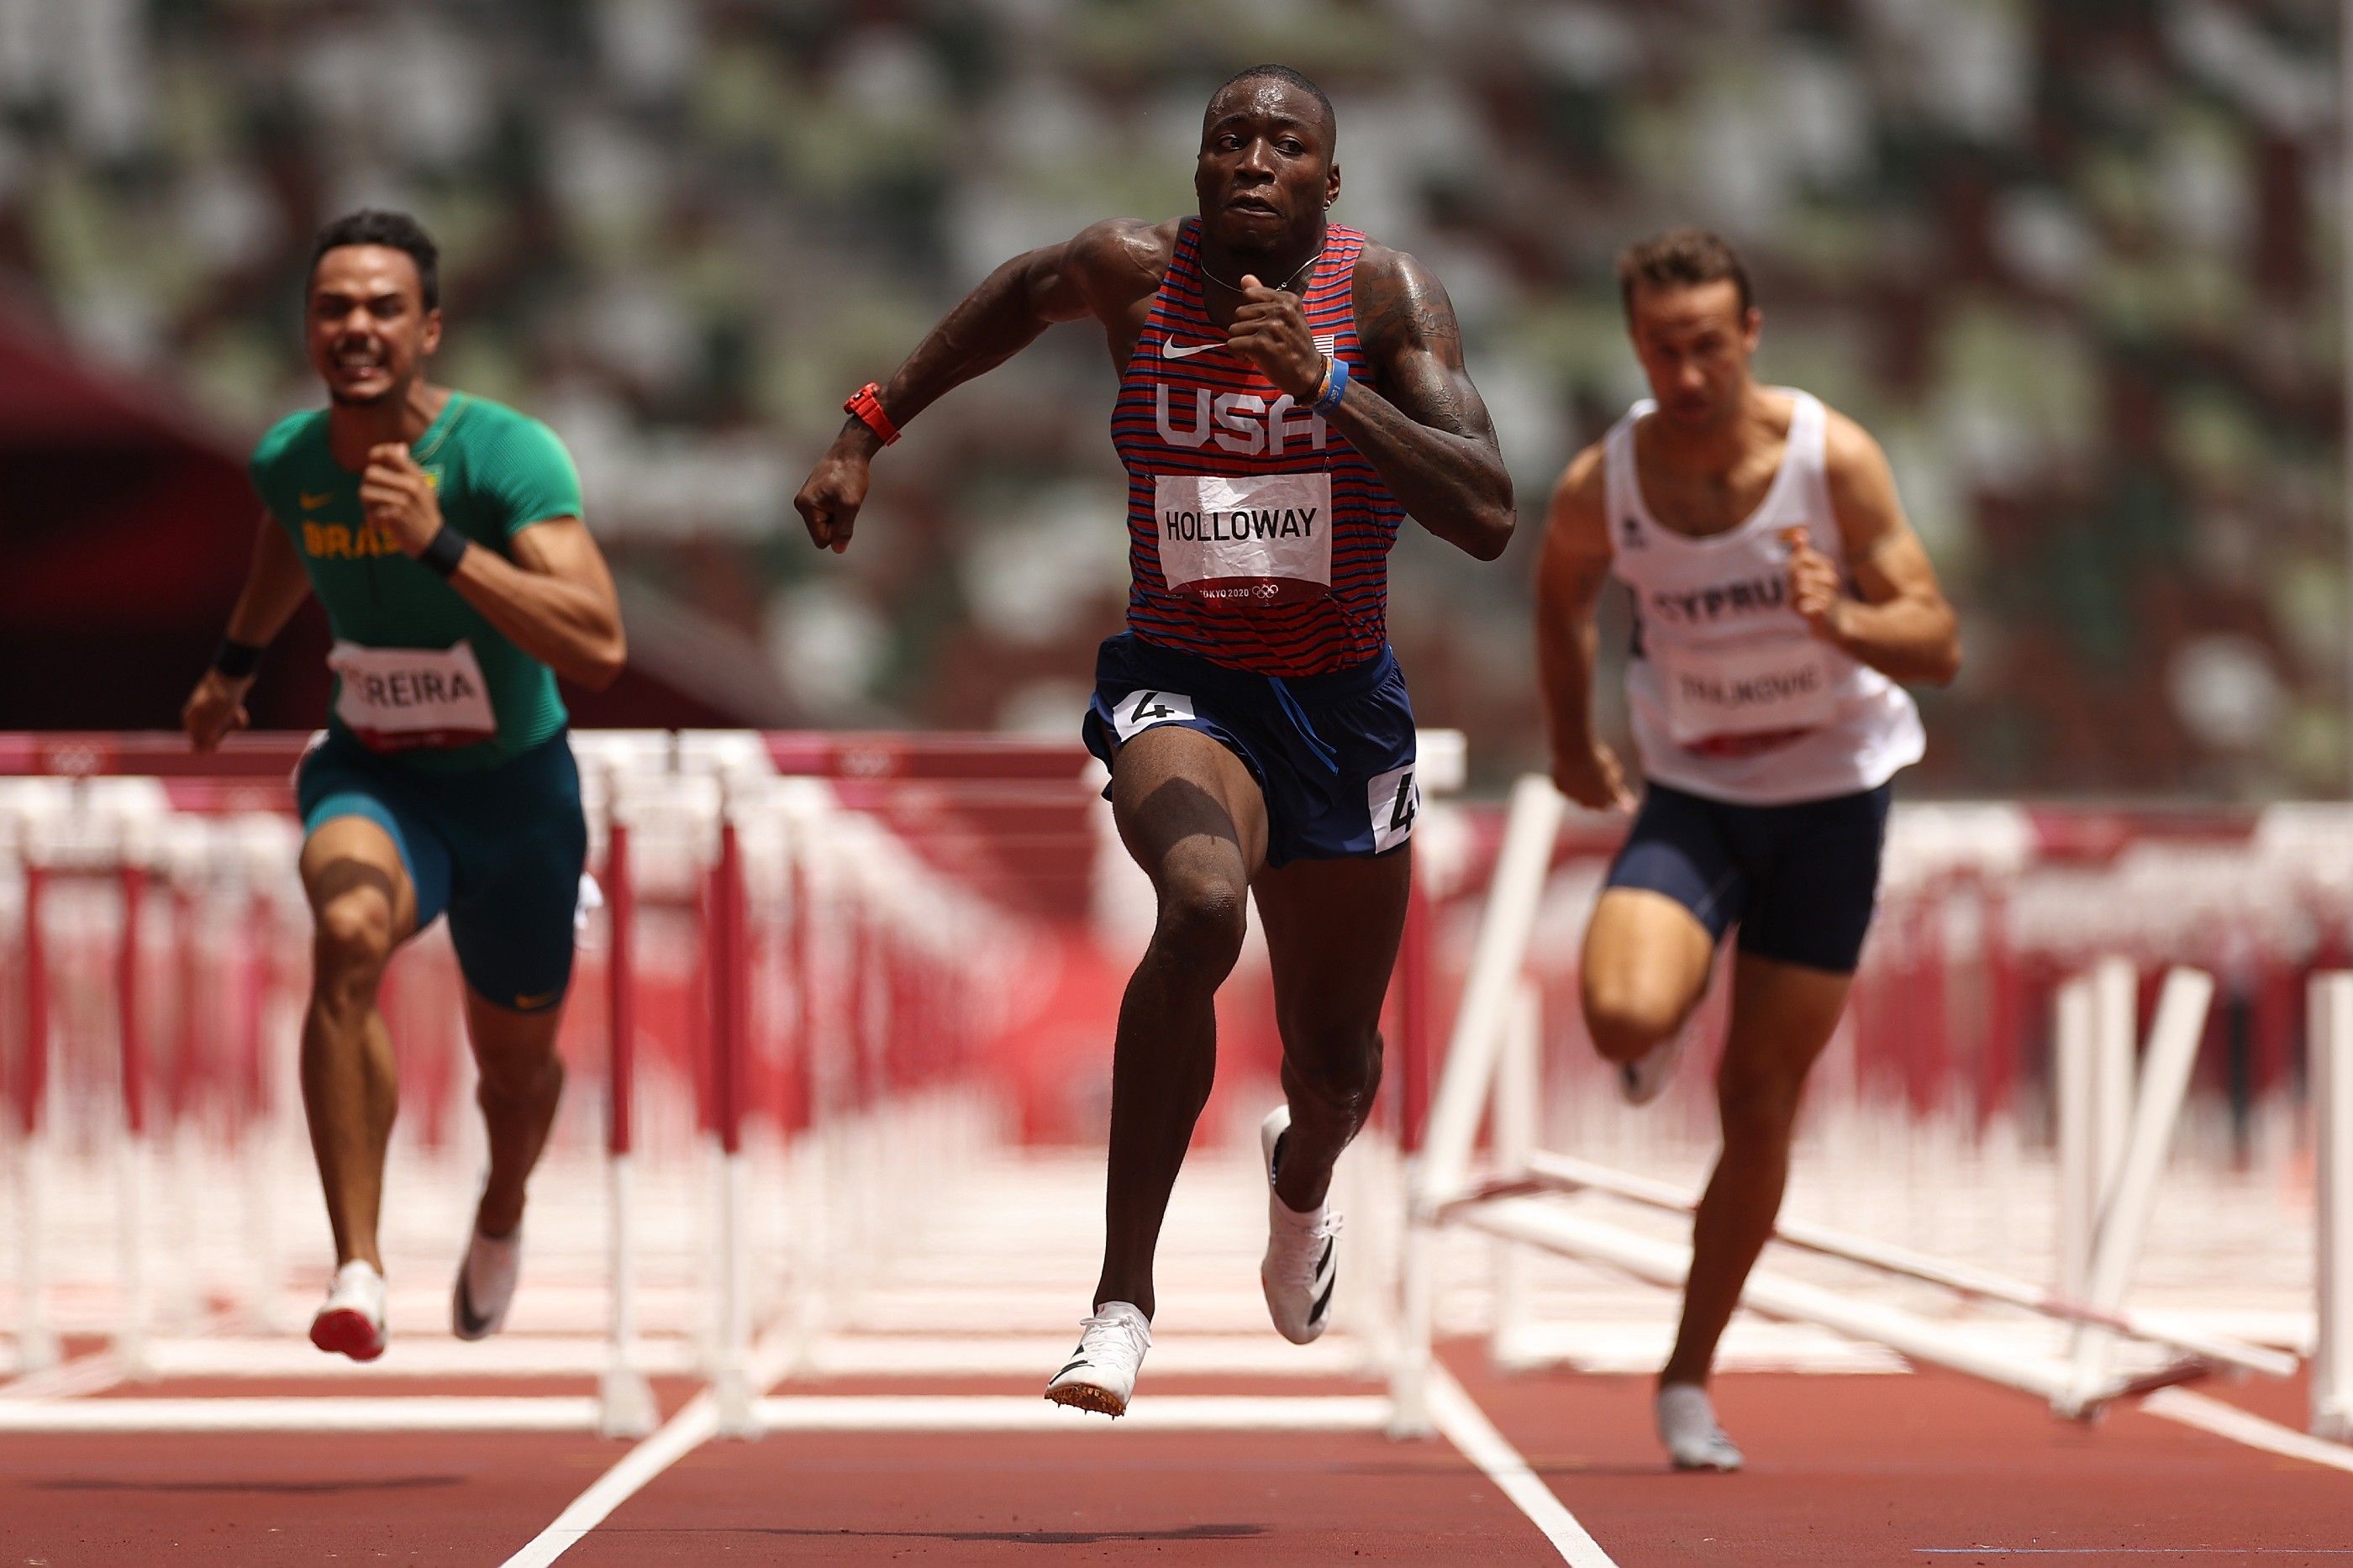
top-left (1343, 247), bottom-right (1514, 559)
top-left (1535, 443), bottom-right (1636, 810)
top-left (1223, 243), bottom-right (1514, 560)
top-left (793, 218), bottom-right (1171, 553)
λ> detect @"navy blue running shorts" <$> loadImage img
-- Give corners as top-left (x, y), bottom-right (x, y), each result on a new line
top-left (297, 728), bottom-right (588, 1012)
top-left (1082, 633), bottom-right (1419, 869)
top-left (1604, 779), bottom-right (1892, 974)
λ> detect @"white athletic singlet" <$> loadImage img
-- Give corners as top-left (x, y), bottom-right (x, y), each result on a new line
top-left (1603, 390), bottom-right (1924, 806)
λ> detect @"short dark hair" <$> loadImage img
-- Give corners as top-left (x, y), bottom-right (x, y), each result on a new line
top-left (1617, 229), bottom-right (1752, 318)
top-left (308, 209), bottom-right (440, 310)
top-left (1210, 64), bottom-right (1336, 145)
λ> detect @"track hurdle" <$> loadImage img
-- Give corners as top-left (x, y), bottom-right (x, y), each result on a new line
top-left (2314, 973), bottom-right (2353, 1442)
top-left (1394, 774), bottom-right (2289, 1433)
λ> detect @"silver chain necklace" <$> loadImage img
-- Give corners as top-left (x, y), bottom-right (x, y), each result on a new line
top-left (1197, 245), bottom-right (1324, 297)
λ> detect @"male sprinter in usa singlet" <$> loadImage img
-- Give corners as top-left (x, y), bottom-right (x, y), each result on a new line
top-left (795, 66), bottom-right (1513, 1416)
top-left (182, 211), bottom-right (626, 1361)
top-left (1538, 230), bottom-right (1961, 1469)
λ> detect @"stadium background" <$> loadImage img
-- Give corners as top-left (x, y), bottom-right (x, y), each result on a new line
top-left (3, 0), bottom-right (2344, 797)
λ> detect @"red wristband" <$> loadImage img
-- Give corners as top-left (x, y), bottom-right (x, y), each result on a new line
top-left (844, 382), bottom-right (901, 445)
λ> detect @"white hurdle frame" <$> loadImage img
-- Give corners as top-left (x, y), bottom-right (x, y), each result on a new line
top-left (2313, 973), bottom-right (2353, 1442)
top-left (2056, 967), bottom-right (2218, 1416)
top-left (1396, 773), bottom-right (2269, 1426)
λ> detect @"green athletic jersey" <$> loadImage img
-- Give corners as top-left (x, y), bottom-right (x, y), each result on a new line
top-left (250, 392), bottom-right (583, 773)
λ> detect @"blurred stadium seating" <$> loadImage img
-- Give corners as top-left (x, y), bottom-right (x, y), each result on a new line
top-left (0, 0), bottom-right (2342, 795)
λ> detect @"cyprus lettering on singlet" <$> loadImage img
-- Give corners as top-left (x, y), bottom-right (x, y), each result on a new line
top-left (328, 640), bottom-right (498, 750)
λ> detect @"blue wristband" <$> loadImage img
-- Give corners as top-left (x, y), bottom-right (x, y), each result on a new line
top-left (1312, 353), bottom-right (1350, 416)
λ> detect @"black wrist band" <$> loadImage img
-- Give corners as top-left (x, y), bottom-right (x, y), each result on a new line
top-left (418, 524), bottom-right (470, 577)
top-left (213, 639), bottom-right (263, 680)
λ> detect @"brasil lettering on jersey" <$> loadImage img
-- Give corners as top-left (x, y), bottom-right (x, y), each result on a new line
top-left (303, 519), bottom-right (405, 560)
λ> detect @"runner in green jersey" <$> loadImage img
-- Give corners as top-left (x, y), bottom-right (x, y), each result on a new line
top-left (182, 211), bottom-right (627, 1362)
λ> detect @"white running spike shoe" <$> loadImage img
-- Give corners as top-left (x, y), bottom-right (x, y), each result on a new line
top-left (1656, 1381), bottom-right (1744, 1471)
top-left (1258, 1106), bottom-right (1341, 1345)
top-left (1619, 1023), bottom-right (1698, 1107)
top-left (310, 1259), bottom-right (388, 1362)
top-left (1045, 1302), bottom-right (1152, 1417)
top-left (452, 1224), bottom-right (522, 1342)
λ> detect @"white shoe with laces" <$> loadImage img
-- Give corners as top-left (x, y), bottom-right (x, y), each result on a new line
top-left (1044, 1302), bottom-right (1152, 1417)
top-left (1656, 1381), bottom-right (1744, 1471)
top-left (1258, 1105), bottom-right (1342, 1345)
top-left (452, 1223), bottom-right (522, 1341)
top-left (310, 1260), bottom-right (388, 1362)
top-left (1619, 1024), bottom-right (1698, 1107)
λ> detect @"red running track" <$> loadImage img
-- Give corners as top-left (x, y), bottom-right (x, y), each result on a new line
top-left (3, 1345), bottom-right (2349, 1565)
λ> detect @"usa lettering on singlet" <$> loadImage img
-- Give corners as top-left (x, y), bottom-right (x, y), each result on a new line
top-left (1603, 389), bottom-right (1924, 807)
top-left (1110, 220), bottom-right (1405, 677)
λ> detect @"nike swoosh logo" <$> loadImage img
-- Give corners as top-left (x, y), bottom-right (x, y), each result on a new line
top-left (1161, 339), bottom-right (1220, 359)
top-left (301, 492), bottom-right (334, 509)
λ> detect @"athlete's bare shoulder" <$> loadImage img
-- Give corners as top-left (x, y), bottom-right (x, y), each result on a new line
top-left (1538, 439), bottom-right (1614, 608)
top-left (1062, 218), bottom-right (1179, 315)
top-left (1813, 399), bottom-right (1892, 481)
top-left (1810, 397), bottom-right (1913, 551)
top-left (1552, 439), bottom-right (1609, 521)
top-left (1347, 239), bottom-right (1457, 357)
top-left (1344, 238), bottom-right (1499, 450)
top-left (1545, 439), bottom-right (1612, 551)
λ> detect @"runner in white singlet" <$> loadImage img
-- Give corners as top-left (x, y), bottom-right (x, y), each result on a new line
top-left (1535, 229), bottom-right (1961, 1471)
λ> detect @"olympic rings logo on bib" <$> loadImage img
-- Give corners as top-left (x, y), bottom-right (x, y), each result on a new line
top-left (1155, 472), bottom-right (1333, 608)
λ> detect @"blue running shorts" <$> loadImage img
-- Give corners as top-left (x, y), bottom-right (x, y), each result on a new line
top-left (1082, 633), bottom-right (1420, 868)
top-left (1604, 779), bottom-right (1892, 974)
top-left (297, 727), bottom-right (587, 1012)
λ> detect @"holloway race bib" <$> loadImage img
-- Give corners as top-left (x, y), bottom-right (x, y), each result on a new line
top-left (329, 639), bottom-right (497, 750)
top-left (1659, 637), bottom-right (1837, 748)
top-left (1155, 471), bottom-right (1332, 607)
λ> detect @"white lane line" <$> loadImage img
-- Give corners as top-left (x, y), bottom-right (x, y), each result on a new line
top-left (500, 1396), bottom-right (720, 1568)
top-left (1425, 1365), bottom-right (1619, 1567)
top-left (2140, 1389), bottom-right (2353, 1476)
top-left (0, 1396), bottom-right (600, 1433)
top-left (801, 1337), bottom-right (1378, 1378)
top-left (139, 1336), bottom-right (702, 1379)
top-left (500, 1323), bottom-right (808, 1568)
top-left (0, 1350), bottom-right (125, 1401)
top-left (751, 1394), bottom-right (1390, 1432)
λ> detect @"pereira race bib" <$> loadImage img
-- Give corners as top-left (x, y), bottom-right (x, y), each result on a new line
top-left (1659, 637), bottom-right (1837, 749)
top-left (329, 639), bottom-right (497, 750)
top-left (1155, 472), bottom-right (1332, 607)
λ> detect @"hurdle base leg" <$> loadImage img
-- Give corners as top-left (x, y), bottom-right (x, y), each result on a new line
top-left (1387, 1206), bottom-right (1438, 1441)
top-left (713, 1365), bottom-right (762, 1440)
top-left (598, 1364), bottom-right (659, 1439)
top-left (16, 1136), bottom-right (61, 1375)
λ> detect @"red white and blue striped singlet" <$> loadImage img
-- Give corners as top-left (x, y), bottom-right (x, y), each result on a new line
top-left (1110, 219), bottom-right (1403, 677)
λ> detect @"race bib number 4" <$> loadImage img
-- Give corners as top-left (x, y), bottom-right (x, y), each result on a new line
top-left (1108, 688), bottom-right (1197, 744)
top-left (1660, 638), bottom-right (1837, 748)
top-left (1367, 763), bottom-right (1418, 854)
top-left (1155, 471), bottom-right (1333, 607)
top-left (329, 639), bottom-right (497, 750)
